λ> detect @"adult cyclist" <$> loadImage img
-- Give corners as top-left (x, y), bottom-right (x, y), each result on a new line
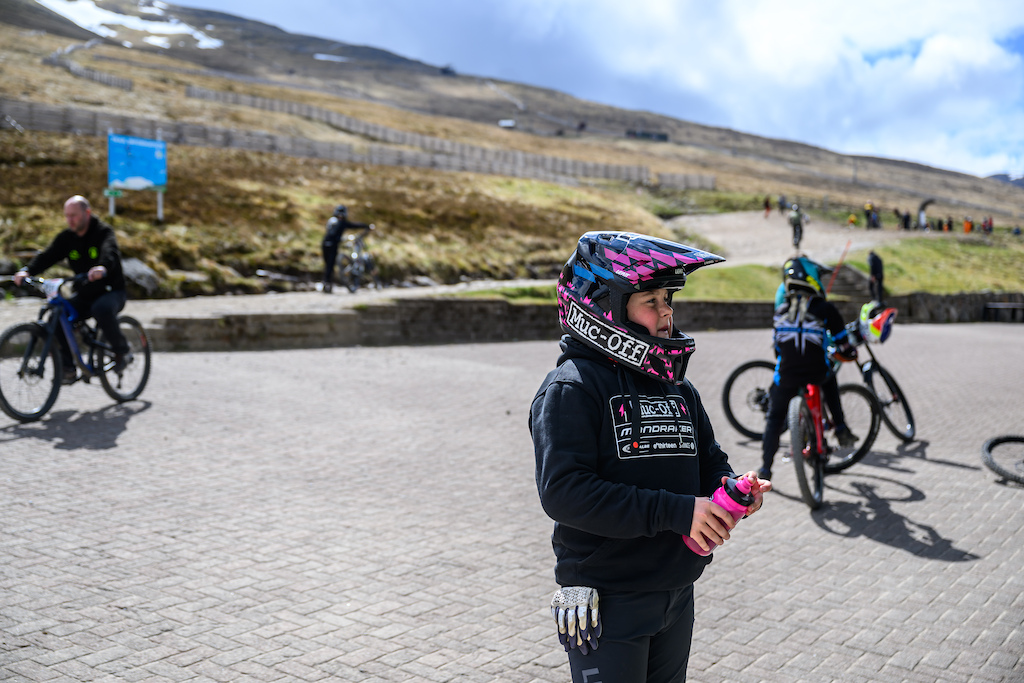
top-left (788, 204), bottom-right (804, 249)
top-left (13, 195), bottom-right (130, 384)
top-left (759, 256), bottom-right (858, 480)
top-left (321, 204), bottom-right (369, 293)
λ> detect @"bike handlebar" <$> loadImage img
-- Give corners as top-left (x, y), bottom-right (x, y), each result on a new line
top-left (0, 273), bottom-right (89, 298)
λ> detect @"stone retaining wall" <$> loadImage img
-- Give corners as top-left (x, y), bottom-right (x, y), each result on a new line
top-left (147, 291), bottom-right (1023, 352)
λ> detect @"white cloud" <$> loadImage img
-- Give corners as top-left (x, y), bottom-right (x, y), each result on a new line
top-left (125, 0), bottom-right (1024, 176)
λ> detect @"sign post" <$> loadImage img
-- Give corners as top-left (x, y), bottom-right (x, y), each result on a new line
top-left (107, 132), bottom-right (168, 220)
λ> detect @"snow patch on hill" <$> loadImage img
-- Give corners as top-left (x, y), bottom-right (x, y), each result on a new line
top-left (34, 0), bottom-right (223, 49)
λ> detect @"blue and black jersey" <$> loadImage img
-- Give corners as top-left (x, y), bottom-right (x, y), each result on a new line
top-left (773, 294), bottom-right (847, 388)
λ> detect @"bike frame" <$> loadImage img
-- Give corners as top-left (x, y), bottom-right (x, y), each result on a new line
top-left (803, 384), bottom-right (826, 458)
top-left (33, 279), bottom-right (110, 381)
top-left (343, 227), bottom-right (373, 258)
top-left (829, 322), bottom-right (882, 387)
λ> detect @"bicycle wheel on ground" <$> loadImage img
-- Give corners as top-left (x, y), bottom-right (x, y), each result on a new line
top-left (721, 360), bottom-right (775, 439)
top-left (0, 322), bottom-right (62, 422)
top-left (823, 384), bottom-right (881, 473)
top-left (866, 364), bottom-right (915, 442)
top-left (788, 395), bottom-right (823, 510)
top-left (981, 435), bottom-right (1024, 485)
top-left (344, 262), bottom-right (363, 293)
top-left (98, 316), bottom-right (151, 402)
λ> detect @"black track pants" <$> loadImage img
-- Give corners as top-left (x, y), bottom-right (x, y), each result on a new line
top-left (565, 585), bottom-right (694, 683)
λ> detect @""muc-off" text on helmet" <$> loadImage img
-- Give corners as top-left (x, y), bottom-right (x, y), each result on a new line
top-left (557, 231), bottom-right (724, 385)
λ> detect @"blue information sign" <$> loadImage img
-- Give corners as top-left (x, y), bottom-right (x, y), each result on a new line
top-left (107, 134), bottom-right (167, 191)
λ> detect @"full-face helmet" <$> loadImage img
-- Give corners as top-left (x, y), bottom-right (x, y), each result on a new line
top-left (859, 302), bottom-right (897, 343)
top-left (333, 204), bottom-right (348, 218)
top-left (557, 231), bottom-right (724, 385)
top-left (783, 256), bottom-right (828, 298)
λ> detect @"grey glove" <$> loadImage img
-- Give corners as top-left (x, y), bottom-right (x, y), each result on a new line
top-left (550, 586), bottom-right (602, 654)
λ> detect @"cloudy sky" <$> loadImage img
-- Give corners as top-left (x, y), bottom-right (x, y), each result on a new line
top-left (163, 1), bottom-right (1024, 178)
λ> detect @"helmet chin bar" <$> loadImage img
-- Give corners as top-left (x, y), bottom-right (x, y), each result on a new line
top-left (563, 299), bottom-right (696, 385)
top-left (558, 231), bottom-right (723, 385)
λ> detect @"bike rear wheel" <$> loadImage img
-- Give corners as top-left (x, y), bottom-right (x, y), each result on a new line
top-left (98, 316), bottom-right (151, 402)
top-left (823, 384), bottom-right (881, 473)
top-left (982, 435), bottom-right (1024, 485)
top-left (0, 322), bottom-right (62, 422)
top-left (788, 395), bottom-right (823, 509)
top-left (721, 360), bottom-right (776, 439)
top-left (337, 254), bottom-right (363, 292)
top-left (866, 364), bottom-right (915, 442)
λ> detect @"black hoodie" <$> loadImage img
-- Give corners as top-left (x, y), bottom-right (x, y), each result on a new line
top-left (25, 215), bottom-right (126, 302)
top-left (530, 336), bottom-right (735, 592)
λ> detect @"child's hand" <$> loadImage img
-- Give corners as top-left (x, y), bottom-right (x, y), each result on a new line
top-left (735, 472), bottom-right (772, 517)
top-left (689, 498), bottom-right (733, 552)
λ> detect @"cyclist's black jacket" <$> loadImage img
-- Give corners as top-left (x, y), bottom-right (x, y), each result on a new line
top-left (25, 215), bottom-right (125, 302)
top-left (772, 293), bottom-right (847, 388)
top-left (530, 336), bottom-right (735, 592)
top-left (322, 216), bottom-right (368, 245)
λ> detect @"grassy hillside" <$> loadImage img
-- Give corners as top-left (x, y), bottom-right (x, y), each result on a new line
top-left (0, 130), bottom-right (696, 295)
top-left (2, 17), bottom-right (1023, 300)
top-left (3, 18), bottom-right (1024, 226)
top-left (3, 130), bottom-right (1021, 299)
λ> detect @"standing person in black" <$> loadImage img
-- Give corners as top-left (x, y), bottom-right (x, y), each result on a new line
top-left (868, 250), bottom-right (885, 304)
top-left (14, 195), bottom-right (130, 383)
top-left (531, 231), bottom-right (769, 682)
top-left (320, 205), bottom-right (368, 293)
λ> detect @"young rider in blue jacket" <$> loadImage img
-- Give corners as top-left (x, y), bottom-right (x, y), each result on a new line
top-left (760, 256), bottom-right (859, 480)
top-left (531, 231), bottom-right (770, 683)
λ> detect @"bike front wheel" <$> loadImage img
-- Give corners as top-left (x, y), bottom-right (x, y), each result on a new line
top-left (0, 322), bottom-right (62, 422)
top-left (823, 384), bottom-right (881, 473)
top-left (866, 364), bottom-right (915, 442)
top-left (98, 316), bottom-right (151, 402)
top-left (788, 395), bottom-right (823, 510)
top-left (981, 435), bottom-right (1024, 485)
top-left (721, 360), bottom-right (776, 439)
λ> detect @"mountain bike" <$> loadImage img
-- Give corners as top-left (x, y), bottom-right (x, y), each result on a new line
top-left (981, 435), bottom-right (1024, 485)
top-left (335, 225), bottom-right (380, 292)
top-left (721, 359), bottom-right (776, 440)
top-left (835, 318), bottom-right (915, 442)
top-left (0, 276), bottom-right (151, 422)
top-left (721, 304), bottom-right (913, 442)
top-left (788, 381), bottom-right (881, 509)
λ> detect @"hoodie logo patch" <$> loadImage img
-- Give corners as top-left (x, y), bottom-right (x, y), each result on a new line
top-left (609, 393), bottom-right (696, 459)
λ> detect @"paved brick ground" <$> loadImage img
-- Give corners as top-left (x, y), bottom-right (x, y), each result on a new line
top-left (0, 323), bottom-right (1022, 682)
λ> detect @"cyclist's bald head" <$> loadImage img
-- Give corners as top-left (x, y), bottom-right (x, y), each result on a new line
top-left (64, 195), bottom-right (92, 236)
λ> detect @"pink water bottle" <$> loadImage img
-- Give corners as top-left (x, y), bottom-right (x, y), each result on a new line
top-left (684, 475), bottom-right (756, 556)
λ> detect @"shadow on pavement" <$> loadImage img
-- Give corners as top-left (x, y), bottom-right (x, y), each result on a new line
top-left (0, 401), bottom-right (151, 450)
top-left (864, 439), bottom-right (982, 473)
top-left (815, 472), bottom-right (979, 562)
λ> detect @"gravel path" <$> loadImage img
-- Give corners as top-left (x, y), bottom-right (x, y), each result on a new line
top-left (669, 210), bottom-right (916, 266)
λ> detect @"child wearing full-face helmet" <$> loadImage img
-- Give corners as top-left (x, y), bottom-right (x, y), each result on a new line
top-left (759, 256), bottom-right (859, 481)
top-left (530, 231), bottom-right (770, 682)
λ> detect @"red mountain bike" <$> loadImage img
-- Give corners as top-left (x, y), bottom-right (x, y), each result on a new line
top-left (788, 382), bottom-right (880, 509)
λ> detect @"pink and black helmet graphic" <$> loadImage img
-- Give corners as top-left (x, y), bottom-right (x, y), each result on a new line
top-left (558, 231), bottom-right (724, 385)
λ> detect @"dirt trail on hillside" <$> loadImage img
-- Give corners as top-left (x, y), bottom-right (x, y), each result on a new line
top-left (669, 210), bottom-right (912, 267)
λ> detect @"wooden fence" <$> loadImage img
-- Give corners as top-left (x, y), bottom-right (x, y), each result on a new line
top-left (185, 85), bottom-right (656, 184)
top-left (42, 42), bottom-right (134, 92)
top-left (1, 94), bottom-right (718, 190)
top-left (0, 97), bottom-right (578, 183)
top-left (657, 173), bottom-right (716, 190)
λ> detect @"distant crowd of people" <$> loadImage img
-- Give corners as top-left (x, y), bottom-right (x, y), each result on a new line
top-left (763, 193), bottom-right (1023, 242)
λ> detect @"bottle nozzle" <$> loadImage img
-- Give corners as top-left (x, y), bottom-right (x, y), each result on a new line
top-left (735, 476), bottom-right (753, 494)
